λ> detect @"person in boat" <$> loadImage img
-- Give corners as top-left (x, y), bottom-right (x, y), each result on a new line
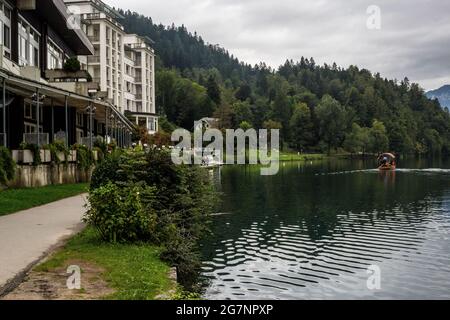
top-left (378, 153), bottom-right (396, 170)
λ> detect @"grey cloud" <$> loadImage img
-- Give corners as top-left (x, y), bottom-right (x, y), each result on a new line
top-left (107, 0), bottom-right (450, 90)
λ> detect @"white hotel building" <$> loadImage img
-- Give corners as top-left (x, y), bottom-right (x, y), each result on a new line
top-left (65, 0), bottom-right (158, 134)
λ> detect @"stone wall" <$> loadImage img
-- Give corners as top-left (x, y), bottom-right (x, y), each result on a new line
top-left (8, 164), bottom-right (93, 188)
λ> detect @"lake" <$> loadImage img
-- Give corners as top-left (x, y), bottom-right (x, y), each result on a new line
top-left (201, 157), bottom-right (450, 300)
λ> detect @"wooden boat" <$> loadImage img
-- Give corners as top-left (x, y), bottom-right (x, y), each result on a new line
top-left (377, 153), bottom-right (396, 171)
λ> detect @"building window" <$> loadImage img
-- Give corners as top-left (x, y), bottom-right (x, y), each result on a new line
top-left (24, 122), bottom-right (43, 134)
top-left (47, 40), bottom-right (64, 70)
top-left (24, 101), bottom-right (35, 120)
top-left (24, 100), bottom-right (42, 121)
top-left (0, 1), bottom-right (11, 59)
top-left (76, 113), bottom-right (84, 127)
top-left (17, 17), bottom-right (40, 67)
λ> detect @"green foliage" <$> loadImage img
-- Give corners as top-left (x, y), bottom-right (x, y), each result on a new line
top-left (47, 141), bottom-right (69, 165)
top-left (289, 103), bottom-right (315, 151)
top-left (20, 142), bottom-right (41, 166)
top-left (0, 146), bottom-right (15, 185)
top-left (85, 182), bottom-right (158, 242)
top-left (239, 121), bottom-right (252, 131)
top-left (63, 57), bottom-right (81, 72)
top-left (72, 144), bottom-right (94, 170)
top-left (90, 150), bottom-right (124, 190)
top-left (88, 148), bottom-right (219, 291)
top-left (156, 70), bottom-right (216, 129)
top-left (206, 75), bottom-right (221, 105)
top-left (343, 123), bottom-right (370, 154)
top-left (368, 120), bottom-right (390, 153)
top-left (315, 95), bottom-right (349, 153)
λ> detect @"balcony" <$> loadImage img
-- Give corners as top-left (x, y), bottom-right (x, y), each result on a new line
top-left (87, 55), bottom-right (100, 64)
top-left (44, 69), bottom-right (100, 96)
top-left (88, 35), bottom-right (100, 43)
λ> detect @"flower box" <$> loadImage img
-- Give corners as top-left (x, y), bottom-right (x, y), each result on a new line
top-left (56, 152), bottom-right (66, 162)
top-left (21, 150), bottom-right (34, 164)
top-left (68, 150), bottom-right (77, 162)
top-left (40, 150), bottom-right (51, 163)
top-left (12, 150), bottom-right (20, 163)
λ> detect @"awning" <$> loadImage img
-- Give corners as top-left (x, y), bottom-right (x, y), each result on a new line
top-left (0, 69), bottom-right (134, 131)
top-left (34, 0), bottom-right (95, 55)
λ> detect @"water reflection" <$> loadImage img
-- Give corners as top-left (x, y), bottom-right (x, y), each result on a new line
top-left (201, 158), bottom-right (450, 299)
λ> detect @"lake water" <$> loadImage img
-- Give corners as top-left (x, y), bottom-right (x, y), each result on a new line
top-left (201, 158), bottom-right (450, 300)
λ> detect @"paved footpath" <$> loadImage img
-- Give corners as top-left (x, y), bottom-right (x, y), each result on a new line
top-left (0, 194), bottom-right (87, 293)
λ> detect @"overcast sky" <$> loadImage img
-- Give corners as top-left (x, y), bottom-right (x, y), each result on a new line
top-left (107, 0), bottom-right (450, 91)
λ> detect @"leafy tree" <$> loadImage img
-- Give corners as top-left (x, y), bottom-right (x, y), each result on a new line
top-left (289, 103), bottom-right (314, 151)
top-left (315, 95), bottom-right (348, 153)
top-left (206, 75), bottom-right (221, 105)
top-left (239, 121), bottom-right (253, 131)
top-left (235, 83), bottom-right (252, 101)
top-left (343, 123), bottom-right (370, 154)
top-left (232, 100), bottom-right (253, 127)
top-left (368, 120), bottom-right (389, 153)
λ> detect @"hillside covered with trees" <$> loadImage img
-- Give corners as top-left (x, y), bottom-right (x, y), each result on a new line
top-left (118, 10), bottom-right (450, 155)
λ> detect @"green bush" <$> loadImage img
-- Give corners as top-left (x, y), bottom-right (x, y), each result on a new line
top-left (63, 57), bottom-right (81, 72)
top-left (90, 150), bottom-right (124, 190)
top-left (88, 148), bottom-right (219, 291)
top-left (47, 141), bottom-right (69, 165)
top-left (72, 144), bottom-right (94, 170)
top-left (85, 182), bottom-right (158, 242)
top-left (0, 147), bottom-right (15, 185)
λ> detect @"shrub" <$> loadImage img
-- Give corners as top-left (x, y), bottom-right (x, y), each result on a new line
top-left (90, 150), bottom-right (124, 190)
top-left (63, 57), bottom-right (81, 72)
top-left (0, 147), bottom-right (15, 185)
top-left (88, 148), bottom-right (220, 291)
top-left (47, 141), bottom-right (69, 165)
top-left (85, 182), bottom-right (158, 242)
top-left (72, 144), bottom-right (94, 170)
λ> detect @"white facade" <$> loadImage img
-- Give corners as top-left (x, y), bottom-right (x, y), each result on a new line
top-left (64, 0), bottom-right (158, 134)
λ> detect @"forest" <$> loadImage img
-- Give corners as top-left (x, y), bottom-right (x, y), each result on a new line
top-left (118, 10), bottom-right (450, 155)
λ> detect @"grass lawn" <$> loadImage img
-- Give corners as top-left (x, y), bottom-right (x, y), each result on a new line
top-left (35, 228), bottom-right (175, 300)
top-left (0, 183), bottom-right (88, 216)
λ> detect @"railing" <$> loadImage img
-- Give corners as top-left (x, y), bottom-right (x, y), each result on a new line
top-left (135, 94), bottom-right (142, 100)
top-left (87, 55), bottom-right (100, 64)
top-left (81, 136), bottom-right (104, 149)
top-left (84, 13), bottom-right (101, 20)
top-left (23, 133), bottom-right (49, 146)
top-left (88, 35), bottom-right (100, 43)
top-left (134, 76), bottom-right (142, 83)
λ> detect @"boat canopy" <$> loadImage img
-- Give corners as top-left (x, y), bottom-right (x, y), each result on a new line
top-left (378, 153), bottom-right (396, 160)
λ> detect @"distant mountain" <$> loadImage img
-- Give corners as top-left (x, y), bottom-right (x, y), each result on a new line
top-left (426, 85), bottom-right (450, 109)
